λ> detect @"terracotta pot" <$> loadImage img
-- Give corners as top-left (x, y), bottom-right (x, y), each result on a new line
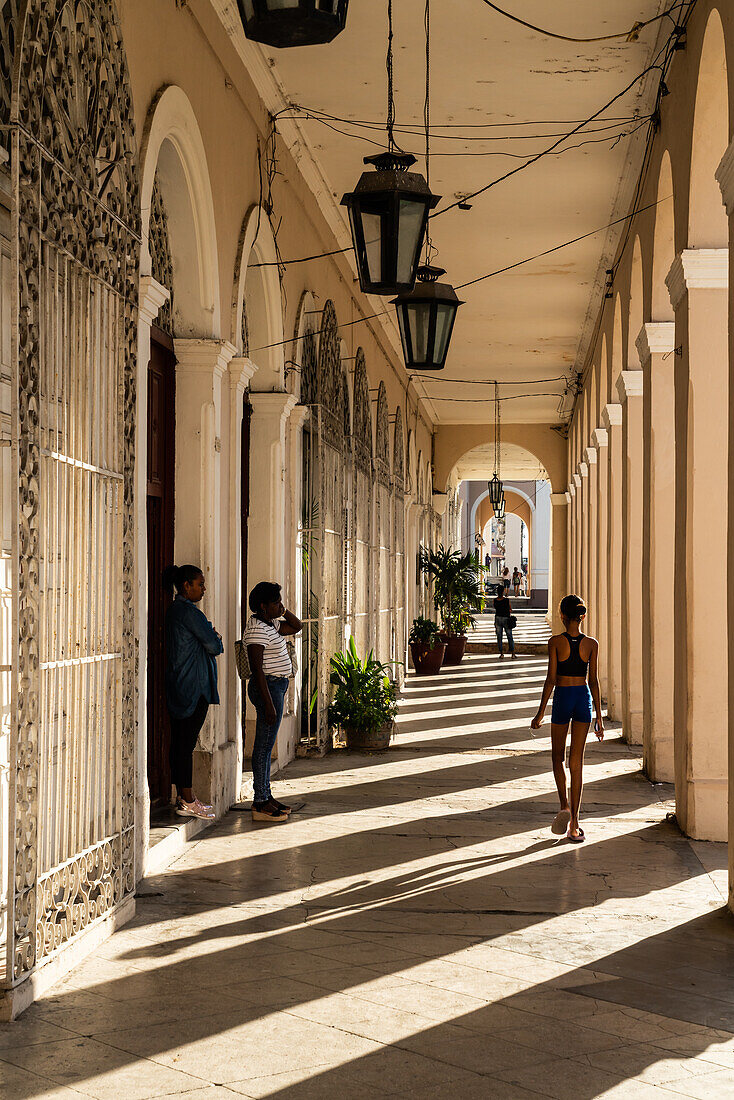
top-left (345, 721), bottom-right (394, 752)
top-left (410, 641), bottom-right (446, 676)
top-left (438, 633), bottom-right (467, 665)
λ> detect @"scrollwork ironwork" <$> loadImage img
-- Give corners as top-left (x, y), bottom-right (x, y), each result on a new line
top-left (11, 0), bottom-right (139, 982)
top-left (352, 348), bottom-right (372, 473)
top-left (149, 173), bottom-right (173, 335)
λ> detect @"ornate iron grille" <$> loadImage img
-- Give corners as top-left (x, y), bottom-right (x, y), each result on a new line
top-left (392, 410), bottom-right (405, 681)
top-left (351, 349), bottom-right (373, 657)
top-left (4, 0), bottom-right (139, 986)
top-left (375, 384), bottom-right (392, 664)
top-left (299, 302), bottom-right (349, 750)
top-left (149, 173), bottom-right (173, 335)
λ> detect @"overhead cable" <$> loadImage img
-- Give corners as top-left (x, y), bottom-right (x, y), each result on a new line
top-left (478, 0), bottom-right (681, 44)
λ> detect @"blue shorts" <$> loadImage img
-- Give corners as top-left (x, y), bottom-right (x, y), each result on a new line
top-left (551, 685), bottom-right (592, 725)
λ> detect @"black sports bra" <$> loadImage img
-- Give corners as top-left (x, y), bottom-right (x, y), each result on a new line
top-left (557, 632), bottom-right (589, 677)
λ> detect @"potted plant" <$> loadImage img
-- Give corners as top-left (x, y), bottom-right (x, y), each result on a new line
top-left (419, 545), bottom-right (485, 665)
top-left (328, 636), bottom-right (399, 751)
top-left (409, 616), bottom-right (446, 675)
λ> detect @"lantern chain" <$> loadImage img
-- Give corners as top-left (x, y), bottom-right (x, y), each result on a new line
top-left (423, 0), bottom-right (436, 266)
top-left (386, 0), bottom-right (401, 153)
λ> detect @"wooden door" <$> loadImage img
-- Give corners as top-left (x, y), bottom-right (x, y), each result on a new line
top-left (147, 330), bottom-right (176, 805)
top-left (241, 396), bottom-right (251, 630)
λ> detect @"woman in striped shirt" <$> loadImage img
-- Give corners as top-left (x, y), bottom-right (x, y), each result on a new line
top-left (244, 581), bottom-right (302, 822)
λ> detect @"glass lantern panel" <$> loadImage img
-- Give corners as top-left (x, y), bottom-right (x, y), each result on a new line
top-left (433, 303), bottom-right (454, 364)
top-left (396, 199), bottom-right (424, 284)
top-left (396, 306), bottom-right (410, 361)
top-left (318, 0), bottom-right (337, 9)
top-left (269, 0), bottom-right (301, 8)
top-left (407, 304), bottom-right (430, 364)
top-left (361, 209), bottom-right (384, 284)
top-left (241, 0), bottom-right (255, 15)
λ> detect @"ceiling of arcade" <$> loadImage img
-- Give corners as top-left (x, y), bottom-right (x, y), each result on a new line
top-left (215, 1), bottom-right (672, 425)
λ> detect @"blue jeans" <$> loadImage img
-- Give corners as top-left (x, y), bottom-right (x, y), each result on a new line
top-left (495, 616), bottom-right (514, 654)
top-left (248, 676), bottom-right (289, 803)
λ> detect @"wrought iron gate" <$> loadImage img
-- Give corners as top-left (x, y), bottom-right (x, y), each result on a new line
top-left (2, 0), bottom-right (139, 986)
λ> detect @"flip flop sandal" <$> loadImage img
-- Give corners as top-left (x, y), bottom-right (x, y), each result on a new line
top-left (551, 809), bottom-right (571, 835)
top-left (567, 828), bottom-right (585, 843)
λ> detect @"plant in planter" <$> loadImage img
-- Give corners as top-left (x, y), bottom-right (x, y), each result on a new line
top-left (328, 636), bottom-right (399, 751)
top-left (418, 545), bottom-right (485, 665)
top-left (408, 616), bottom-right (446, 676)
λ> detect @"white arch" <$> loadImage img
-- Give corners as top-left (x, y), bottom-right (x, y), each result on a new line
top-left (469, 482), bottom-right (536, 538)
top-left (233, 205), bottom-right (286, 390)
top-left (139, 84), bottom-right (221, 338)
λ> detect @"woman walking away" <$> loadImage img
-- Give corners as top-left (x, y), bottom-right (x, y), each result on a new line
top-left (512, 568), bottom-right (522, 597)
top-left (163, 564), bottom-right (223, 821)
top-left (494, 584), bottom-right (516, 660)
top-left (245, 581), bottom-right (302, 824)
top-left (502, 566), bottom-right (511, 594)
top-left (531, 594), bottom-right (604, 842)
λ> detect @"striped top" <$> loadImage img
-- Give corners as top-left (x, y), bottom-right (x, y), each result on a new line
top-left (243, 615), bottom-right (292, 677)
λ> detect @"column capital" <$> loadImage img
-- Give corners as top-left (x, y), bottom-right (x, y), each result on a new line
top-left (568, 483), bottom-right (576, 498)
top-left (635, 322), bottom-right (675, 365)
top-left (578, 461), bottom-right (588, 478)
top-left (249, 391), bottom-right (298, 423)
top-left (616, 370), bottom-right (644, 403)
top-left (174, 338), bottom-right (237, 379)
top-left (716, 138), bottom-right (734, 216)
top-left (591, 426), bottom-right (608, 449)
top-left (584, 446), bottom-right (597, 465)
top-left (666, 249), bottom-right (728, 310)
top-left (288, 403), bottom-right (311, 431)
top-left (139, 275), bottom-right (170, 327)
top-left (550, 492), bottom-right (568, 507)
top-left (432, 491), bottom-right (449, 516)
top-left (573, 473), bottom-right (581, 489)
top-left (602, 402), bottom-right (622, 429)
top-left (228, 356), bottom-right (258, 394)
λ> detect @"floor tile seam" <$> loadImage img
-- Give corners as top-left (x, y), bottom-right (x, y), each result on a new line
top-left (492, 1057), bottom-right (686, 1096)
top-left (0, 1049), bottom-right (112, 1097)
top-left (568, 1045), bottom-right (732, 1081)
top-left (64, 1030), bottom-right (229, 1085)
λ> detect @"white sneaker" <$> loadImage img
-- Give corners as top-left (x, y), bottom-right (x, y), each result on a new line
top-left (176, 798), bottom-right (214, 820)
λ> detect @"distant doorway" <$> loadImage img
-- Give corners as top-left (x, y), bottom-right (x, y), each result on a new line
top-left (147, 329), bottom-right (176, 806)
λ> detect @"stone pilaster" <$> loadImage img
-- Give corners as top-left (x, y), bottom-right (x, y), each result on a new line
top-left (665, 248), bottom-right (729, 840)
top-left (616, 370), bottom-right (644, 746)
top-left (549, 492), bottom-right (568, 634)
top-left (637, 322), bottom-right (675, 782)
top-left (602, 401), bottom-right (623, 720)
top-left (584, 446), bottom-right (598, 637)
top-left (591, 427), bottom-right (609, 700)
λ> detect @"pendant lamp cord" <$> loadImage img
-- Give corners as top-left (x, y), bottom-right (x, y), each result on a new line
top-left (386, 0), bottom-right (397, 152)
top-left (423, 0), bottom-right (434, 264)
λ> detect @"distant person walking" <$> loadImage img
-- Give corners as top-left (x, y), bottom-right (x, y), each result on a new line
top-left (245, 581), bottom-right (303, 824)
top-left (502, 566), bottom-right (511, 594)
top-left (531, 594), bottom-right (604, 842)
top-left (493, 584), bottom-right (516, 660)
top-left (163, 564), bottom-right (223, 821)
top-left (512, 567), bottom-right (522, 596)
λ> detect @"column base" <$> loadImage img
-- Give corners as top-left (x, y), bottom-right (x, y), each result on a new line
top-left (623, 706), bottom-right (643, 746)
top-left (643, 735), bottom-right (675, 784)
top-left (678, 777), bottom-right (728, 841)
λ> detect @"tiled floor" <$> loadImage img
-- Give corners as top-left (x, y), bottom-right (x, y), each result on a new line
top-left (2, 654), bottom-right (733, 1098)
top-left (472, 611), bottom-right (552, 647)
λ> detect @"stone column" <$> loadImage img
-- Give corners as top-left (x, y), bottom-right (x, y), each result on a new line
top-left (617, 371), bottom-right (644, 745)
top-left (584, 447), bottom-right (598, 636)
top-left (637, 323), bottom-right (676, 782)
top-left (134, 276), bottom-right (170, 877)
top-left (549, 492), bottom-right (568, 634)
top-left (573, 472), bottom-right (582, 594)
top-left (717, 147), bottom-right (734, 906)
top-left (602, 402), bottom-right (623, 721)
top-left (567, 481), bottom-right (576, 594)
top-left (591, 428), bottom-right (609, 700)
top-left (174, 338), bottom-right (237, 809)
top-left (226, 357), bottom-right (258, 788)
top-left (578, 461), bottom-right (589, 621)
top-left (666, 249), bottom-right (728, 840)
top-left (283, 403), bottom-right (310, 761)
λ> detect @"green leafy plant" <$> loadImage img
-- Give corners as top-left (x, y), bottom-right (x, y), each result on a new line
top-left (408, 616), bottom-right (441, 649)
top-left (328, 636), bottom-right (398, 736)
top-left (418, 545), bottom-right (485, 636)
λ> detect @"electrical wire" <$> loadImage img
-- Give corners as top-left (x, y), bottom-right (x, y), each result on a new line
top-left (455, 193), bottom-right (672, 290)
top-left (478, 0), bottom-right (681, 44)
top-left (410, 374), bottom-right (568, 385)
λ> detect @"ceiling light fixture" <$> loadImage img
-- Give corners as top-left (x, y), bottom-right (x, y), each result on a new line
top-left (237, 0), bottom-right (349, 48)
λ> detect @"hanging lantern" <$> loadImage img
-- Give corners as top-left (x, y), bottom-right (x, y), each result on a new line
top-left (392, 266), bottom-right (462, 371)
top-left (341, 152), bottom-right (439, 295)
top-left (236, 0), bottom-right (349, 48)
top-left (495, 494), bottom-right (506, 521)
top-left (488, 474), bottom-right (503, 506)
